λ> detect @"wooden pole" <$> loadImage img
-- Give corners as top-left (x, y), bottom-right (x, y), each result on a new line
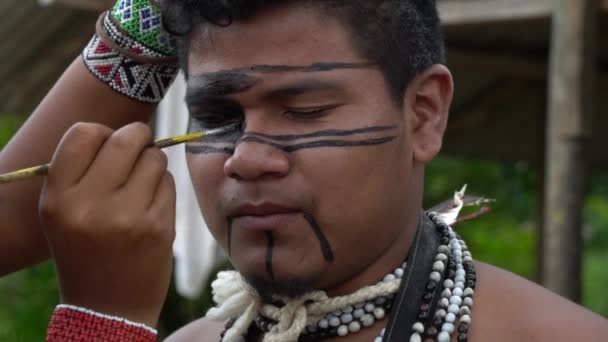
top-left (542, 0), bottom-right (597, 301)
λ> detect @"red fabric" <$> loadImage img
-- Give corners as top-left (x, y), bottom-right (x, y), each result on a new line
top-left (47, 307), bottom-right (157, 342)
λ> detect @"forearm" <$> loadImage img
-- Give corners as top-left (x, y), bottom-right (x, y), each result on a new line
top-left (0, 57), bottom-right (156, 275)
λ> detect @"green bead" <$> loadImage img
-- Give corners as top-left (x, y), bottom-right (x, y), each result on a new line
top-left (110, 0), bottom-right (175, 56)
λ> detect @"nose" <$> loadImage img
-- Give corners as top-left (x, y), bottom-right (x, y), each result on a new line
top-left (223, 137), bottom-right (290, 181)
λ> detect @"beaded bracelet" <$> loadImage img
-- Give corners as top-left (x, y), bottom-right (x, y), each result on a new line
top-left (47, 304), bottom-right (157, 342)
top-left (82, 0), bottom-right (178, 103)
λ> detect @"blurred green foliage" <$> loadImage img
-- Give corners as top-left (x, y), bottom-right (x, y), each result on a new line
top-left (0, 114), bottom-right (606, 340)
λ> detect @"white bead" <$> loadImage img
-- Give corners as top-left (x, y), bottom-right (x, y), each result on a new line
top-left (460, 306), bottom-right (471, 315)
top-left (348, 321), bottom-right (361, 333)
top-left (342, 305), bottom-right (354, 313)
top-left (448, 304), bottom-right (459, 314)
top-left (318, 319), bottom-right (329, 329)
top-left (395, 267), bottom-right (404, 278)
top-left (373, 307), bottom-right (385, 320)
top-left (412, 322), bottom-right (424, 333)
top-left (450, 295), bottom-right (462, 306)
top-left (439, 298), bottom-right (450, 309)
top-left (438, 245), bottom-right (450, 254)
top-left (383, 274), bottom-right (396, 282)
top-left (435, 253), bottom-right (448, 262)
top-left (452, 287), bottom-right (463, 297)
top-left (437, 331), bottom-right (451, 342)
top-left (455, 275), bottom-right (465, 283)
top-left (443, 279), bottom-right (454, 289)
top-left (441, 288), bottom-right (452, 298)
top-left (464, 256), bottom-right (473, 262)
top-left (442, 322), bottom-right (455, 333)
top-left (409, 332), bottom-right (422, 342)
top-left (434, 309), bottom-right (447, 318)
top-left (341, 313), bottom-right (353, 324)
top-left (361, 314), bottom-right (375, 327)
top-left (337, 325), bottom-right (349, 336)
top-left (463, 288), bottom-right (475, 297)
top-left (455, 281), bottom-right (465, 289)
top-left (456, 269), bottom-right (466, 277)
top-left (375, 297), bottom-right (387, 305)
top-left (374, 337), bottom-right (383, 342)
top-left (430, 271), bottom-right (442, 283)
top-left (463, 297), bottom-right (474, 307)
top-left (446, 312), bottom-right (456, 323)
top-left (329, 316), bottom-right (341, 327)
top-left (461, 314), bottom-right (472, 325)
top-left (353, 308), bottom-right (365, 318)
top-left (433, 261), bottom-right (445, 272)
top-left (365, 303), bottom-right (375, 312)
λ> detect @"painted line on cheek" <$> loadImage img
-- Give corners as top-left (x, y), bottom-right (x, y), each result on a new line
top-left (266, 232), bottom-right (275, 280)
top-left (185, 145), bottom-right (235, 155)
top-left (302, 213), bottom-right (335, 262)
top-left (237, 136), bottom-right (397, 153)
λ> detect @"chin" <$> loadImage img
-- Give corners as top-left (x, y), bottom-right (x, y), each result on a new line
top-left (243, 272), bottom-right (316, 299)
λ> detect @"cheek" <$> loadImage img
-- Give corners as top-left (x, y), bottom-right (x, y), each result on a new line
top-left (186, 153), bottom-right (228, 238)
top-left (302, 140), bottom-right (411, 251)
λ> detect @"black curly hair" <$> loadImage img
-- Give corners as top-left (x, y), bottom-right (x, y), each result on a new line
top-left (160, 0), bottom-right (445, 101)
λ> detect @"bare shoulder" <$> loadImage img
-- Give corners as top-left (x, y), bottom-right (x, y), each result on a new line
top-left (163, 317), bottom-right (226, 342)
top-left (469, 261), bottom-right (608, 341)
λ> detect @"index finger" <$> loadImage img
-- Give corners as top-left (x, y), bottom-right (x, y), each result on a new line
top-left (48, 123), bottom-right (113, 189)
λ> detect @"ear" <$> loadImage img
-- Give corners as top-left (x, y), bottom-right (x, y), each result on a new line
top-left (404, 64), bottom-right (453, 163)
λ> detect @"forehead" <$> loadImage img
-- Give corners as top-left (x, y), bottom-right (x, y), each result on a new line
top-left (187, 3), bottom-right (365, 76)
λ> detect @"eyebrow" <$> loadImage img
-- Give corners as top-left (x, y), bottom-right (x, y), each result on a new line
top-left (265, 79), bottom-right (343, 99)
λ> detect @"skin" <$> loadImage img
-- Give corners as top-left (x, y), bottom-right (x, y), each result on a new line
top-left (0, 58), bottom-right (156, 276)
top-left (166, 3), bottom-right (608, 341)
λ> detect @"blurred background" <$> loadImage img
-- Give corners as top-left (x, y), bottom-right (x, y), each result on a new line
top-left (1, 0), bottom-right (607, 340)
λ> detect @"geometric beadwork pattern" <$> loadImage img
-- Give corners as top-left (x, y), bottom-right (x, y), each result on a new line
top-left (83, 34), bottom-right (178, 103)
top-left (111, 0), bottom-right (176, 56)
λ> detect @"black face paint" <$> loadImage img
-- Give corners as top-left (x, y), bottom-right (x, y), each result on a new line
top-left (186, 125), bottom-right (398, 155)
top-left (303, 213), bottom-right (334, 262)
top-left (265, 232), bottom-right (275, 280)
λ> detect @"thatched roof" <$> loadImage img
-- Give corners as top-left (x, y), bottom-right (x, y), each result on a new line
top-left (3, 0), bottom-right (608, 170)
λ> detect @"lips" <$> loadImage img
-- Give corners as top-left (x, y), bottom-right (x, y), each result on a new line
top-left (230, 202), bottom-right (300, 231)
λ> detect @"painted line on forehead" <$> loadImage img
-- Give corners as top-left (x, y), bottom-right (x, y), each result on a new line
top-left (247, 125), bottom-right (398, 142)
top-left (302, 213), bottom-right (334, 263)
top-left (191, 62), bottom-right (377, 79)
top-left (187, 72), bottom-right (259, 99)
top-left (265, 232), bottom-right (275, 280)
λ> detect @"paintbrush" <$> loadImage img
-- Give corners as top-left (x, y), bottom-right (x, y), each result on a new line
top-left (0, 125), bottom-right (236, 185)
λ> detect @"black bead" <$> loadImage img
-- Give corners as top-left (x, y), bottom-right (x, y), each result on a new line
top-left (426, 280), bottom-right (437, 291)
top-left (457, 333), bottom-right (468, 342)
top-left (440, 237), bottom-right (450, 245)
top-left (423, 292), bottom-right (434, 301)
top-left (420, 303), bottom-right (431, 312)
top-left (465, 280), bottom-right (476, 288)
top-left (426, 326), bottom-right (438, 336)
top-left (433, 316), bottom-right (443, 327)
top-left (459, 323), bottom-right (469, 333)
top-left (417, 310), bottom-right (429, 320)
top-left (448, 269), bottom-right (456, 278)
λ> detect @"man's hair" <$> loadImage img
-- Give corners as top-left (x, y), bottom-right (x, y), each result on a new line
top-left (160, 0), bottom-right (445, 101)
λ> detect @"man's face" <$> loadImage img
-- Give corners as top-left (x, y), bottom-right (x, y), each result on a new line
top-left (185, 4), bottom-right (419, 297)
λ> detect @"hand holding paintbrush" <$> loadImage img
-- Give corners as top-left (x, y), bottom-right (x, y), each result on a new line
top-left (35, 122), bottom-right (233, 327)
